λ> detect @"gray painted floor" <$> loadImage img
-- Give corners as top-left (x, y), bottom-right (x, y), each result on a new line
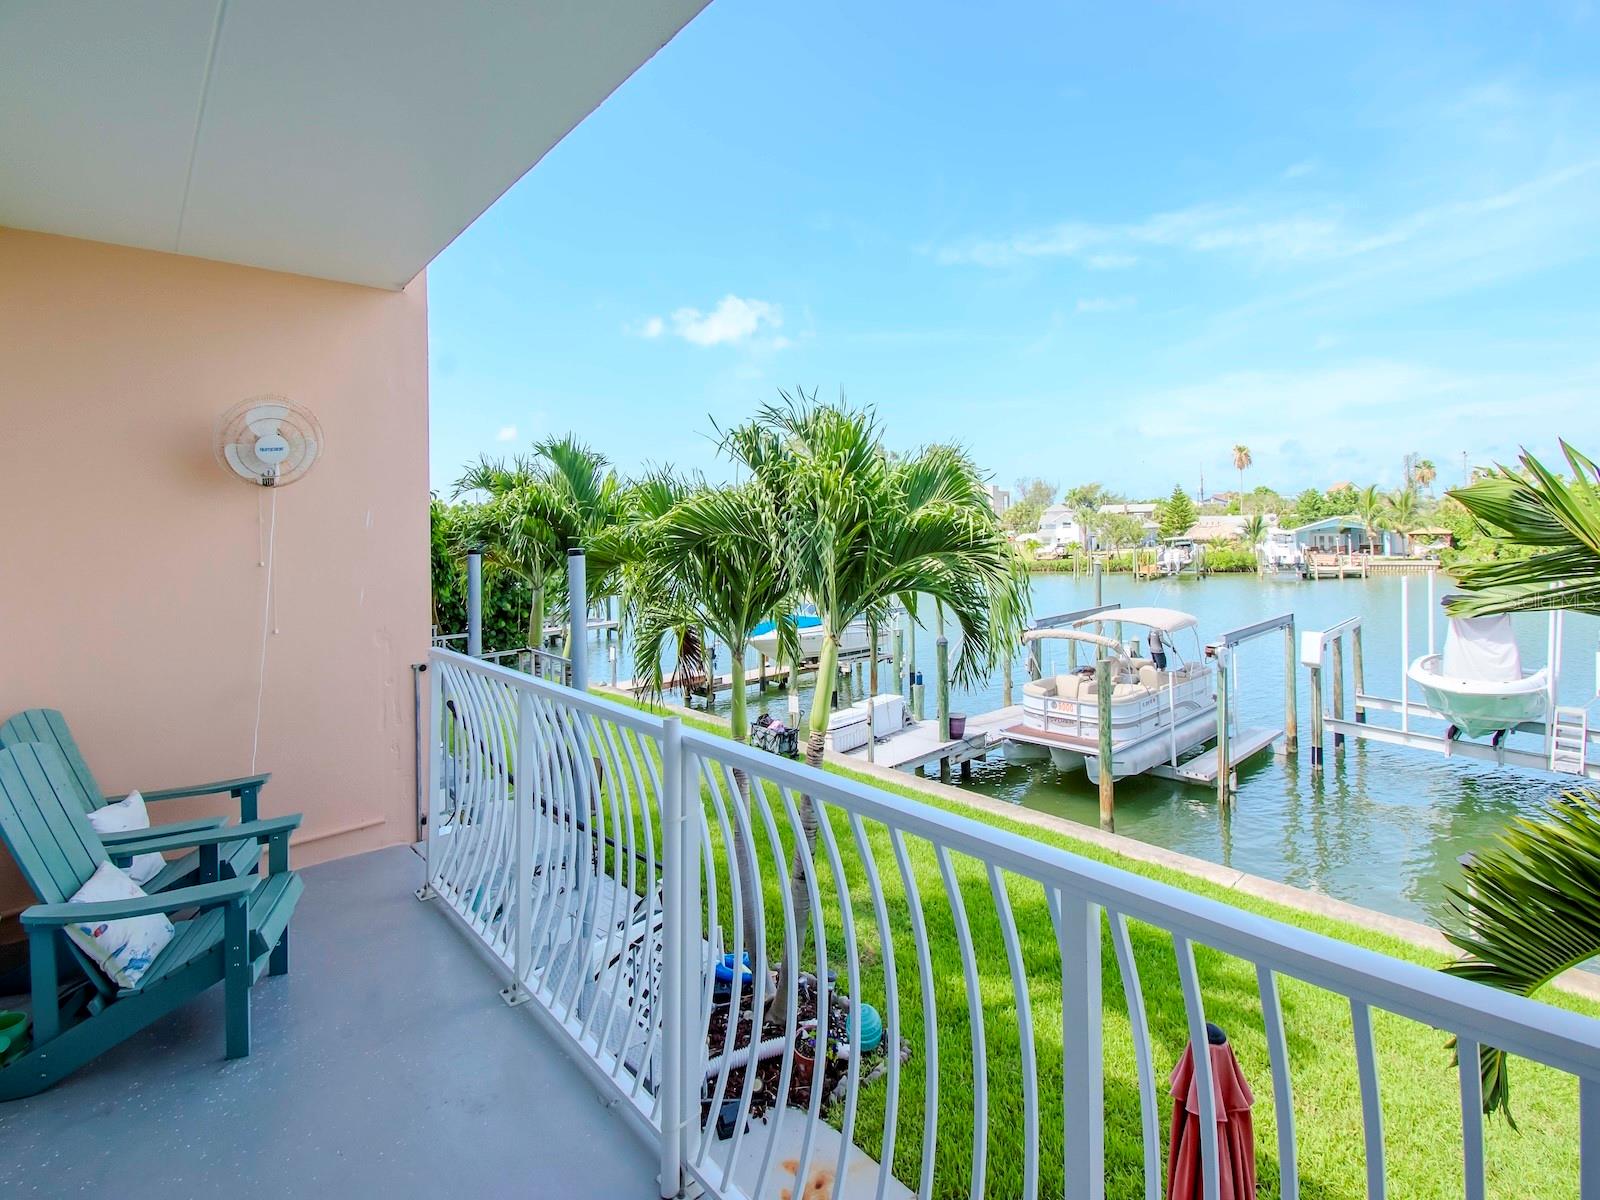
top-left (0, 845), bottom-right (662, 1198)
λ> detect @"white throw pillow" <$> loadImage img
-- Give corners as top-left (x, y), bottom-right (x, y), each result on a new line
top-left (85, 791), bottom-right (165, 886)
top-left (64, 861), bottom-right (174, 989)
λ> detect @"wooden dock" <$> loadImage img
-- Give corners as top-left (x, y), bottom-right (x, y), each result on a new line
top-left (1300, 554), bottom-right (1440, 580)
top-left (1301, 553), bottom-right (1369, 579)
top-left (1147, 726), bottom-right (1282, 784)
top-left (838, 706), bottom-right (1018, 776)
top-left (993, 715), bottom-right (1282, 788)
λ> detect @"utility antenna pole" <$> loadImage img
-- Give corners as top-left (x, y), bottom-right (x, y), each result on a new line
top-left (1198, 465), bottom-right (1206, 503)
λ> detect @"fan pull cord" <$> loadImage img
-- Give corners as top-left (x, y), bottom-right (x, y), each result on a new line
top-left (251, 487), bottom-right (278, 773)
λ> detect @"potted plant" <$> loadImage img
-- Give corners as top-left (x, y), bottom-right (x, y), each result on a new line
top-left (792, 1023), bottom-right (818, 1091)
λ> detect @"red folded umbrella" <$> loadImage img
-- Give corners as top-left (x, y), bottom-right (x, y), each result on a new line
top-left (1167, 1027), bottom-right (1257, 1200)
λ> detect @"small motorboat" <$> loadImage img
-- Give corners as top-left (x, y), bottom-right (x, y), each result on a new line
top-left (1407, 607), bottom-right (1550, 739)
top-left (748, 614), bottom-right (873, 661)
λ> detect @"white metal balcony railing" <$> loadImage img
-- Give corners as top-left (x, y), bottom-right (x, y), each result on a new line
top-left (419, 647), bottom-right (1600, 1200)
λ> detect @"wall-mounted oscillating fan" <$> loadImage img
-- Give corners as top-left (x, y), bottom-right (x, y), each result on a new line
top-left (215, 395), bottom-right (325, 773)
top-left (215, 395), bottom-right (324, 486)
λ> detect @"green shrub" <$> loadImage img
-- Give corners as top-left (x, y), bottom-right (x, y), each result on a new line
top-left (431, 497), bottom-right (536, 653)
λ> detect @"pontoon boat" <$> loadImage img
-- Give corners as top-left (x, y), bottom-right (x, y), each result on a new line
top-left (1013, 607), bottom-right (1218, 780)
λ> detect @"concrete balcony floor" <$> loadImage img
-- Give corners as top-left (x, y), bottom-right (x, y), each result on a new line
top-left (0, 845), bottom-right (662, 1198)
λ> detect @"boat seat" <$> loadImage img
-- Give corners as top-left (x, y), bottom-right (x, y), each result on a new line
top-left (1057, 674), bottom-right (1094, 701)
top-left (1023, 679), bottom-right (1055, 699)
top-left (1139, 665), bottom-right (1180, 690)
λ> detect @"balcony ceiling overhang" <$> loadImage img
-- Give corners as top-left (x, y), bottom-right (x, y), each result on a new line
top-left (0, 0), bottom-right (708, 289)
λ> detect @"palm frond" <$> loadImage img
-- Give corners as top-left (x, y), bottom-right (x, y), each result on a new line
top-left (1441, 789), bottom-right (1600, 1122)
top-left (1446, 443), bottom-right (1600, 617)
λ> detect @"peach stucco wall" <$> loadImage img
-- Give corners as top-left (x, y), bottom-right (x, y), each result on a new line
top-left (0, 227), bottom-right (429, 920)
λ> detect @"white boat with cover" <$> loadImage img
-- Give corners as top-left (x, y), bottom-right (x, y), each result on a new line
top-left (748, 614), bottom-right (873, 662)
top-left (1013, 607), bottom-right (1218, 781)
top-left (1407, 604), bottom-right (1551, 740)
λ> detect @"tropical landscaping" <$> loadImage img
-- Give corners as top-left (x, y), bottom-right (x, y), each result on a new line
top-left (430, 397), bottom-right (1600, 1198)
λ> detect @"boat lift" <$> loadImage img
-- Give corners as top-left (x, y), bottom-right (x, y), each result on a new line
top-left (1003, 607), bottom-right (1294, 825)
top-left (1192, 614), bottom-right (1298, 808)
top-left (1301, 575), bottom-right (1600, 779)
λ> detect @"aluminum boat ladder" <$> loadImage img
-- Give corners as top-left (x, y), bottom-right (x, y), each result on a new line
top-left (1550, 706), bottom-right (1589, 775)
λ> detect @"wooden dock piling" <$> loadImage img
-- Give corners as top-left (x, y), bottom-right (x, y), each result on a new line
top-left (1214, 650), bottom-right (1232, 807)
top-left (1351, 626), bottom-right (1366, 722)
top-left (1096, 656), bottom-right (1115, 830)
top-left (1308, 663), bottom-right (1324, 769)
top-left (1282, 620), bottom-right (1298, 753)
top-left (936, 637), bottom-right (951, 782)
top-left (1331, 635), bottom-right (1345, 749)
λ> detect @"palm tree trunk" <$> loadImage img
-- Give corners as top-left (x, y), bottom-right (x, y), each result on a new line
top-left (768, 632), bottom-right (839, 1023)
top-left (527, 582), bottom-right (544, 652)
top-left (867, 618), bottom-right (879, 763)
top-left (726, 653), bottom-right (765, 995)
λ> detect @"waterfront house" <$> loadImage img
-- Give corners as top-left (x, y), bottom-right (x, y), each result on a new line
top-left (1036, 502), bottom-right (1081, 549)
top-left (1284, 514), bottom-right (1397, 555)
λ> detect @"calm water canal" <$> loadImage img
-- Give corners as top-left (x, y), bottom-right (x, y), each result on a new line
top-left (578, 572), bottom-right (1600, 931)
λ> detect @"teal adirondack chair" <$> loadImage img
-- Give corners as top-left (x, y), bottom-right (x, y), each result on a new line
top-left (0, 709), bottom-right (265, 890)
top-left (0, 742), bottom-right (303, 1100)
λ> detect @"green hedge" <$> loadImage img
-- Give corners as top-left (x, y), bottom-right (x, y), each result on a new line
top-left (1022, 541), bottom-right (1260, 575)
top-left (431, 498), bottom-right (535, 653)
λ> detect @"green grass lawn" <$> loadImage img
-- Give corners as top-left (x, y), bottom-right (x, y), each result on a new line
top-left (601, 694), bottom-right (1596, 1199)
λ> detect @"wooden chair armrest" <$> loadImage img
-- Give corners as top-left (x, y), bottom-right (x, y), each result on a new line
top-left (108, 814), bottom-right (301, 857)
top-left (108, 772), bottom-right (272, 820)
top-left (21, 876), bottom-right (254, 927)
top-left (100, 816), bottom-right (226, 846)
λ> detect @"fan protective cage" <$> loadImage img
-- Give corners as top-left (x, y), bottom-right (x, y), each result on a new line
top-left (215, 395), bottom-right (324, 487)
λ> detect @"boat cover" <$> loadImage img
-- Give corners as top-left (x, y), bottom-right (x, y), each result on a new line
top-left (1441, 614), bottom-right (1523, 683)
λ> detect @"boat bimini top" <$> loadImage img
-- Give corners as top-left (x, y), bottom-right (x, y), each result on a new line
top-left (1070, 607), bottom-right (1200, 635)
top-left (1021, 628), bottom-right (1124, 653)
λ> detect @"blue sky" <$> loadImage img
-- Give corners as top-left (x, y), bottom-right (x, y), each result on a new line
top-left (428, 1), bottom-right (1600, 500)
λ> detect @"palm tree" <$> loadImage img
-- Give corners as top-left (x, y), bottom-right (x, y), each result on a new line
top-left (451, 457), bottom-right (556, 649)
top-left (606, 473), bottom-right (795, 969)
top-left (726, 393), bottom-right (1029, 1013)
top-left (1351, 484), bottom-right (1386, 554)
top-left (1232, 445), bottom-right (1252, 511)
top-left (1242, 513), bottom-right (1267, 575)
top-left (1062, 483), bottom-right (1105, 555)
top-left (1386, 487), bottom-right (1420, 552)
top-left (453, 435), bottom-right (625, 654)
top-left (1416, 458), bottom-right (1438, 496)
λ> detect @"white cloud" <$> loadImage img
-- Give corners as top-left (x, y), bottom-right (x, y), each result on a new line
top-left (933, 158), bottom-right (1600, 275)
top-left (631, 296), bottom-right (786, 348)
top-left (1075, 296), bottom-right (1136, 313)
top-left (1109, 359), bottom-right (1600, 488)
top-left (1282, 159), bottom-right (1319, 180)
top-left (495, 425), bottom-right (518, 443)
top-left (669, 295), bottom-right (783, 346)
